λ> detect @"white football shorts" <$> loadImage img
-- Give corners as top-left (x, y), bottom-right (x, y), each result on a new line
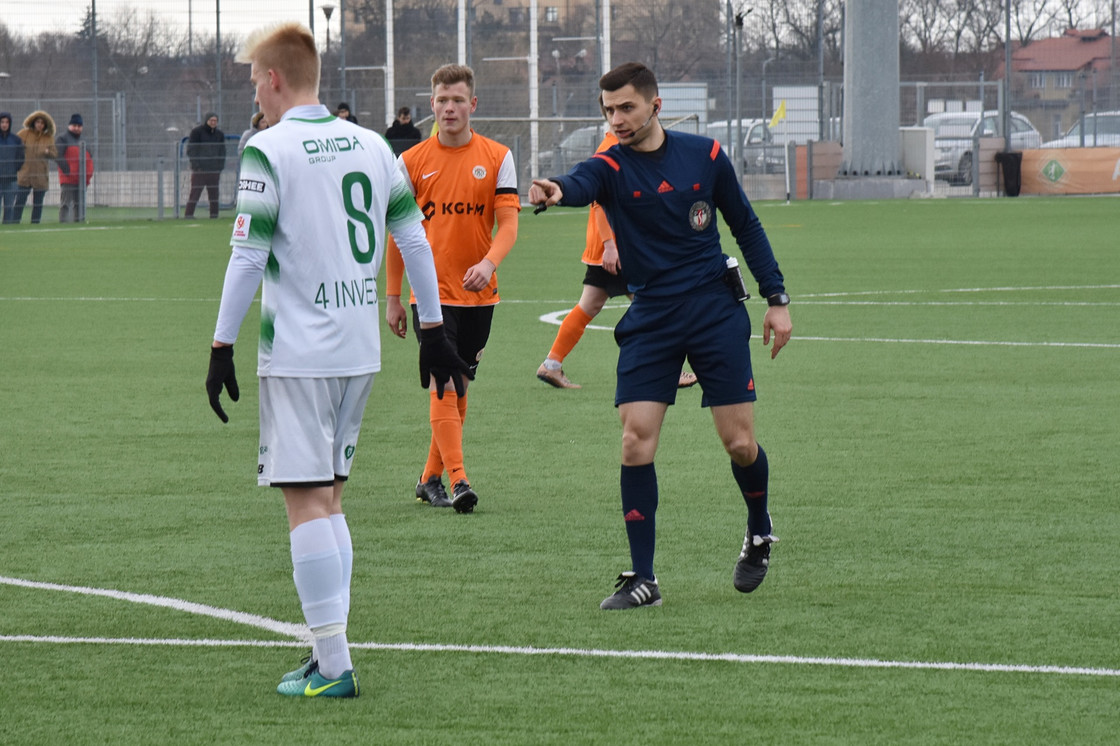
top-left (257, 374), bottom-right (375, 487)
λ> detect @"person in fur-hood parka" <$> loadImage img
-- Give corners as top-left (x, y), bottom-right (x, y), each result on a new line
top-left (13, 110), bottom-right (58, 224)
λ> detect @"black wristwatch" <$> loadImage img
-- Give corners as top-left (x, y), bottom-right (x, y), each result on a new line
top-left (767, 292), bottom-right (791, 307)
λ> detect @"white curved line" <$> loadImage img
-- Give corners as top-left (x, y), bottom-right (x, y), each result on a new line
top-left (0, 575), bottom-right (306, 640)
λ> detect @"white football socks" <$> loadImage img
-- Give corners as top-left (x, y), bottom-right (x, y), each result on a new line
top-left (329, 513), bottom-right (353, 619)
top-left (290, 518), bottom-right (351, 679)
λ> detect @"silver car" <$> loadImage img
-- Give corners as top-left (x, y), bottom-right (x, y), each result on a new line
top-left (923, 111), bottom-right (1042, 185)
top-left (1041, 111), bottom-right (1120, 148)
top-left (539, 124), bottom-right (606, 175)
top-left (706, 119), bottom-right (786, 173)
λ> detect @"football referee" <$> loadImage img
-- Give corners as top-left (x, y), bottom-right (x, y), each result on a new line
top-left (529, 62), bottom-right (793, 610)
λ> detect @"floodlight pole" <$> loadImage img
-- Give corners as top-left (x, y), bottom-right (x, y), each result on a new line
top-left (1003, 1), bottom-right (1011, 152)
top-left (386, 0), bottom-right (395, 126)
top-left (725, 0), bottom-right (733, 161)
top-left (216, 0), bottom-right (222, 126)
top-left (339, 0), bottom-right (347, 102)
top-left (322, 4), bottom-right (335, 95)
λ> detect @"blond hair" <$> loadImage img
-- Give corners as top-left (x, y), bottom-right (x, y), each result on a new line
top-left (237, 23), bottom-right (320, 94)
top-left (431, 64), bottom-right (475, 97)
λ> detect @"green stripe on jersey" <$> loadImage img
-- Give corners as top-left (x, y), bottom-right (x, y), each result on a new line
top-left (386, 179), bottom-right (424, 228)
top-left (236, 146), bottom-right (279, 247)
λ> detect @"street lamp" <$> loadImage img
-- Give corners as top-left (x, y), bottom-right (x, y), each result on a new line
top-left (321, 4), bottom-right (335, 94)
top-left (322, 4), bottom-right (335, 55)
top-left (762, 57), bottom-right (776, 120)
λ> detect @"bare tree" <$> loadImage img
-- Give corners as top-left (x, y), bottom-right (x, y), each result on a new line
top-left (902, 0), bottom-right (959, 54)
top-left (1053, 0), bottom-right (1095, 29)
top-left (613, 0), bottom-right (722, 80)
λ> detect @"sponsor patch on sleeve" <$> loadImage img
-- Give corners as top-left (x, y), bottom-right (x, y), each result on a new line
top-left (238, 178), bottom-right (266, 193)
top-left (232, 213), bottom-right (252, 241)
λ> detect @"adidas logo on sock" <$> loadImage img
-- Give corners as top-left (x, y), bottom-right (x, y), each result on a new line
top-left (623, 509), bottom-right (645, 522)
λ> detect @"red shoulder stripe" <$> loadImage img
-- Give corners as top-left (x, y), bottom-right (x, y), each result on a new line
top-left (709, 140), bottom-right (721, 161)
top-left (592, 153), bottom-right (621, 171)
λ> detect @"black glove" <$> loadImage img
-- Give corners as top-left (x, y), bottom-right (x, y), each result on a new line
top-left (418, 325), bottom-right (470, 400)
top-left (206, 345), bottom-right (239, 423)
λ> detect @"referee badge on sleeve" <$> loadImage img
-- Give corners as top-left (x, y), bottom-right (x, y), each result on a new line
top-left (689, 201), bottom-right (713, 232)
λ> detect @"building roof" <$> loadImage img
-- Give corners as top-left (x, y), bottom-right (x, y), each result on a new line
top-left (1011, 28), bottom-right (1114, 75)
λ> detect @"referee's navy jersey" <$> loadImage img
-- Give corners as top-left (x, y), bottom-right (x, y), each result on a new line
top-left (554, 130), bottom-right (785, 300)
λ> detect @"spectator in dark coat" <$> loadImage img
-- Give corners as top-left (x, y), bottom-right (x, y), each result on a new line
top-left (185, 112), bottom-right (226, 219)
top-left (56, 113), bottom-right (93, 223)
top-left (336, 102), bottom-right (358, 124)
top-left (0, 111), bottom-right (27, 223)
top-left (384, 107), bottom-right (423, 155)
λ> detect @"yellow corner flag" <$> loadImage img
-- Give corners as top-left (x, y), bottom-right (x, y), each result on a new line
top-left (769, 100), bottom-right (787, 129)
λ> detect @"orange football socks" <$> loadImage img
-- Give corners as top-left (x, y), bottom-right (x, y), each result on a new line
top-left (428, 389), bottom-right (466, 485)
top-left (548, 304), bottom-right (594, 363)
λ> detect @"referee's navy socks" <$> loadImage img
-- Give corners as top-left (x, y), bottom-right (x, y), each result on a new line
top-left (731, 445), bottom-right (772, 537)
top-left (620, 463), bottom-right (658, 581)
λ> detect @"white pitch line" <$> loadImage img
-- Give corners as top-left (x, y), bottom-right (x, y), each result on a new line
top-left (0, 225), bottom-right (162, 235)
top-left (802, 284), bottom-right (1120, 298)
top-left (534, 311), bottom-right (1119, 348)
top-left (0, 575), bottom-right (307, 640)
top-left (797, 335), bottom-right (1120, 349)
top-left (797, 300), bottom-right (1120, 307)
top-left (0, 635), bottom-right (302, 648)
top-left (1, 634), bottom-right (1117, 679)
top-left (0, 297), bottom-right (222, 302)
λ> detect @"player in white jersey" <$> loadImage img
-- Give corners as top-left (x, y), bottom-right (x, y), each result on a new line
top-left (205, 22), bottom-right (469, 699)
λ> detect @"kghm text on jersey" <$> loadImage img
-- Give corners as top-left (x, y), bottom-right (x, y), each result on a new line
top-left (422, 201), bottom-right (487, 220)
top-left (314, 277), bottom-right (378, 309)
top-left (302, 136), bottom-right (366, 165)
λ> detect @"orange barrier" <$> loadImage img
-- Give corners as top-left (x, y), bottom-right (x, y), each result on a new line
top-left (1020, 148), bottom-right (1120, 195)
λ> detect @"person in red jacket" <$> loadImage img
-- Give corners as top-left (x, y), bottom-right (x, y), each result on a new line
top-left (56, 113), bottom-right (93, 223)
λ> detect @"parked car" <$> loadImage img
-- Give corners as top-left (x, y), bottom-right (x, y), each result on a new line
top-left (923, 111), bottom-right (1042, 185)
top-left (538, 124), bottom-right (605, 175)
top-left (1041, 111), bottom-right (1120, 148)
top-left (707, 119), bottom-right (762, 161)
top-left (706, 118), bottom-right (786, 173)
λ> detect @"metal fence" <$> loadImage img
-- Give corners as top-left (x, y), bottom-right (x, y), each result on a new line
top-left (5, 66), bottom-right (1120, 222)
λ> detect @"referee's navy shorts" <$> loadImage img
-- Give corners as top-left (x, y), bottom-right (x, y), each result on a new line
top-left (613, 283), bottom-right (755, 408)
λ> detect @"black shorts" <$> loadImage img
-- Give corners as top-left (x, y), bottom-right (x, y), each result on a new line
top-left (614, 284), bottom-right (755, 408)
top-left (411, 304), bottom-right (495, 379)
top-left (582, 264), bottom-right (631, 299)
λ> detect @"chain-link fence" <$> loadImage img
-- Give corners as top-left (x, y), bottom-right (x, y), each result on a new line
top-left (4, 3), bottom-right (1118, 223)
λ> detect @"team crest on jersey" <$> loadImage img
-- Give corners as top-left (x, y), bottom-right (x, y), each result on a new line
top-left (472, 165), bottom-right (487, 179)
top-left (232, 213), bottom-right (252, 241)
top-left (688, 201), bottom-right (713, 232)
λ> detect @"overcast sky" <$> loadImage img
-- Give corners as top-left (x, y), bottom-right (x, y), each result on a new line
top-left (3, 1), bottom-right (337, 47)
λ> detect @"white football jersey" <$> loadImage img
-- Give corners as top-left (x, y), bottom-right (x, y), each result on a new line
top-left (231, 105), bottom-right (425, 377)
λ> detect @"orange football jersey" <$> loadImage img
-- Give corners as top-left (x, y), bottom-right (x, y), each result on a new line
top-left (581, 132), bottom-right (619, 266)
top-left (390, 131), bottom-right (521, 307)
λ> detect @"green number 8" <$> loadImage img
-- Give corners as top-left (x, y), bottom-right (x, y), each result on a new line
top-left (342, 171), bottom-right (376, 264)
